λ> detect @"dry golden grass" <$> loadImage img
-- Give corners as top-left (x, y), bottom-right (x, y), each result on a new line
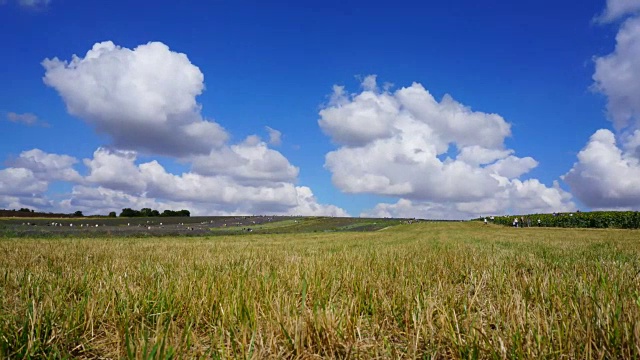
top-left (1, 222), bottom-right (639, 358)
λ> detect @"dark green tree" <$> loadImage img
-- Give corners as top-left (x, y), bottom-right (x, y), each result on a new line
top-left (119, 208), bottom-right (140, 217)
top-left (140, 208), bottom-right (153, 217)
top-left (161, 209), bottom-right (174, 217)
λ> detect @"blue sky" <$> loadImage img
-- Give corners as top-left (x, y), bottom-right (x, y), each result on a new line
top-left (2, 0), bottom-right (640, 218)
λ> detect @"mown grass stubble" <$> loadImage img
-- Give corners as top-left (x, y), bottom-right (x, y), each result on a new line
top-left (1, 222), bottom-right (639, 358)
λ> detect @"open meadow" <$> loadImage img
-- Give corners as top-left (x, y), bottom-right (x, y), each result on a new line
top-left (1, 221), bottom-right (639, 358)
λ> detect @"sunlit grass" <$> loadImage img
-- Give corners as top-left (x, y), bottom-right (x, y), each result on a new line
top-left (1, 222), bottom-right (639, 358)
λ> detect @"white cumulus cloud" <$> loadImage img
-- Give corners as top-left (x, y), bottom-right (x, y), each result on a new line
top-left (42, 41), bottom-right (228, 157)
top-left (9, 149), bottom-right (81, 182)
top-left (190, 135), bottom-right (299, 184)
top-left (58, 186), bottom-right (180, 217)
top-left (319, 82), bottom-right (400, 147)
top-left (321, 76), bottom-right (575, 218)
top-left (565, 5), bottom-right (640, 210)
top-left (0, 168), bottom-right (47, 196)
top-left (0, 167), bottom-right (53, 211)
top-left (289, 186), bottom-right (349, 217)
top-left (593, 16), bottom-right (640, 131)
top-left (563, 129), bottom-right (640, 209)
top-left (0, 150), bottom-right (79, 211)
top-left (363, 179), bottom-right (575, 220)
top-left (0, 139), bottom-right (342, 215)
top-left (27, 41), bottom-right (349, 216)
top-left (83, 148), bottom-right (144, 192)
top-left (53, 147), bottom-right (344, 216)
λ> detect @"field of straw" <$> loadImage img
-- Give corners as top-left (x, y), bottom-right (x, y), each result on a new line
top-left (1, 222), bottom-right (639, 358)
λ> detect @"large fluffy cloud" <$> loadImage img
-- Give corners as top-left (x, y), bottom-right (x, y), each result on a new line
top-left (42, 41), bottom-right (228, 157)
top-left (0, 168), bottom-right (47, 196)
top-left (1, 149), bottom-right (83, 210)
top-left (320, 76), bottom-right (574, 218)
top-left (0, 147), bottom-right (346, 217)
top-left (0, 167), bottom-right (51, 210)
top-left (9, 149), bottom-right (81, 182)
top-left (190, 135), bottom-right (299, 184)
top-left (563, 129), bottom-right (640, 209)
top-left (71, 147), bottom-right (345, 216)
top-left (565, 4), bottom-right (640, 210)
top-left (59, 184), bottom-right (347, 218)
top-left (593, 16), bottom-right (640, 130)
top-left (80, 148), bottom-right (301, 213)
top-left (362, 177), bottom-right (576, 220)
top-left (20, 41), bottom-right (348, 216)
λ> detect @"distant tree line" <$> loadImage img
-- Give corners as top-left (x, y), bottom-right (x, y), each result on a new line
top-left (1, 207), bottom-right (191, 218)
top-left (119, 208), bottom-right (191, 217)
top-left (481, 211), bottom-right (640, 229)
top-left (0, 208), bottom-right (76, 218)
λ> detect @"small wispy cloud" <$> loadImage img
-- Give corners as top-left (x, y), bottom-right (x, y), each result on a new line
top-left (18, 0), bottom-right (51, 8)
top-left (6, 112), bottom-right (50, 127)
top-left (595, 0), bottom-right (640, 24)
top-left (266, 126), bottom-right (282, 146)
top-left (0, 0), bottom-right (51, 9)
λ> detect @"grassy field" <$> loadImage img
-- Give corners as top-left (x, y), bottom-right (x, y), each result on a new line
top-left (208, 217), bottom-right (403, 235)
top-left (0, 222), bottom-right (639, 358)
top-left (0, 216), bottom-right (407, 238)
